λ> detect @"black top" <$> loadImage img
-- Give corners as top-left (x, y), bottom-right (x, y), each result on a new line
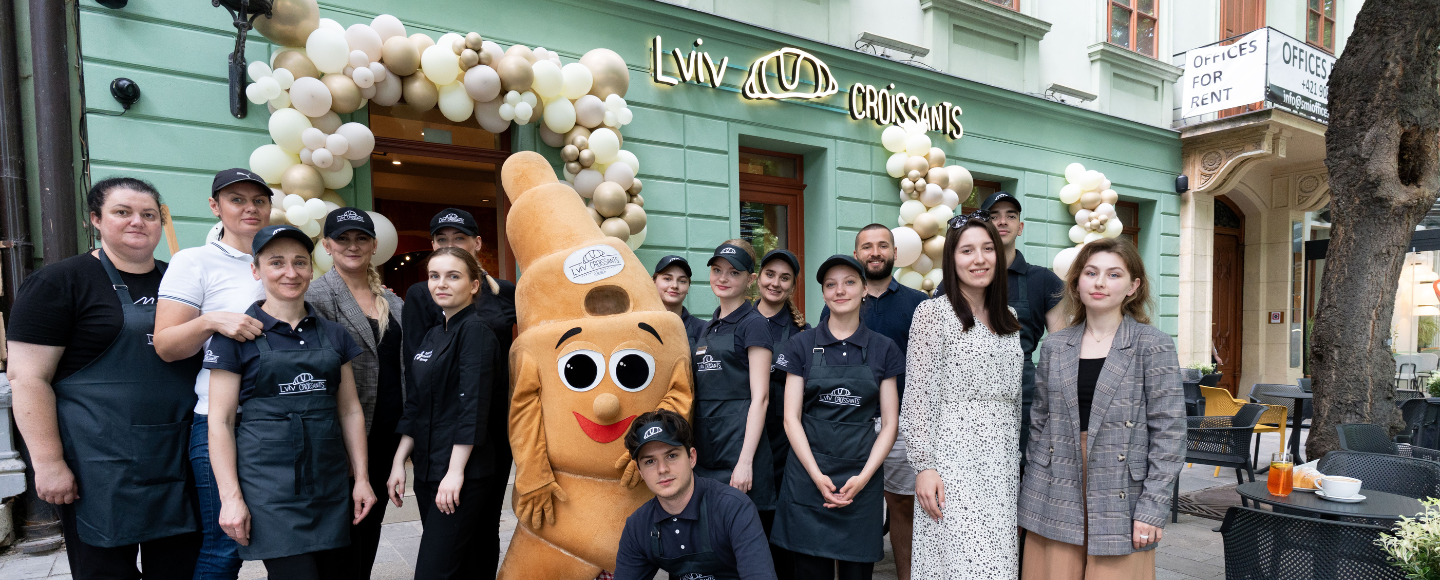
top-left (397, 304), bottom-right (504, 481)
top-left (761, 305), bottom-right (809, 346)
top-left (679, 307), bottom-right (708, 348)
top-left (703, 301), bottom-right (772, 352)
top-left (822, 279), bottom-right (928, 401)
top-left (9, 253), bottom-right (176, 382)
top-left (370, 316), bottom-right (404, 434)
top-left (615, 476), bottom-right (777, 580)
top-left (203, 302), bottom-right (363, 403)
top-left (1077, 357), bottom-right (1105, 432)
top-left (775, 321), bottom-right (905, 386)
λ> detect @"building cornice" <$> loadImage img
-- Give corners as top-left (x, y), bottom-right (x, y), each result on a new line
top-left (1088, 42), bottom-right (1183, 82)
top-left (919, 0), bottom-right (1053, 40)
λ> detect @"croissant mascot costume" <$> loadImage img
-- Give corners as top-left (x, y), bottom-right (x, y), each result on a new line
top-left (497, 152), bottom-right (694, 579)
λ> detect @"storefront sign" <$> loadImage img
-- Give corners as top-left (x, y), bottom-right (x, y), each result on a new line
top-left (650, 36), bottom-right (962, 139)
top-left (1266, 28), bottom-right (1333, 124)
top-left (1181, 29), bottom-right (1267, 119)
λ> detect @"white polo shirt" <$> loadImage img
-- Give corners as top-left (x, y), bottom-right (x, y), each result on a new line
top-left (158, 240), bottom-right (265, 414)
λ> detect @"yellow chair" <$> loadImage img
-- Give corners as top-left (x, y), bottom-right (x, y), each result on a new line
top-left (1198, 386), bottom-right (1288, 476)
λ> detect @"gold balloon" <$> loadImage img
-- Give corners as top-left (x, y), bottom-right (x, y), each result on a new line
top-left (599, 217), bottom-right (630, 241)
top-left (401, 73), bottom-right (438, 111)
top-left (322, 74), bottom-right (362, 114)
top-left (252, 0), bottom-right (319, 48)
top-left (578, 149), bottom-right (595, 167)
top-left (923, 235), bottom-right (946, 262)
top-left (1068, 200), bottom-right (1083, 215)
top-left (465, 32), bottom-right (484, 51)
top-left (564, 161), bottom-right (582, 175)
top-left (922, 279), bottom-right (935, 292)
top-left (903, 156), bottom-right (929, 177)
top-left (629, 179), bottom-right (643, 196)
top-left (579, 48), bottom-right (629, 99)
top-left (620, 203), bottom-right (647, 235)
top-left (901, 179), bottom-right (915, 193)
top-left (592, 182), bottom-right (629, 217)
top-left (926, 167), bottom-right (950, 190)
top-left (451, 38), bottom-right (467, 56)
top-left (912, 213), bottom-right (940, 239)
top-left (496, 55), bottom-right (534, 92)
top-left (631, 192), bottom-right (644, 206)
top-left (588, 207), bottom-right (604, 227)
top-left (280, 163), bottom-right (325, 200)
top-left (408, 33), bottom-right (435, 54)
top-left (566, 127), bottom-right (591, 148)
top-left (273, 50), bottom-right (320, 79)
top-left (320, 189), bottom-right (345, 206)
top-left (1079, 190), bottom-right (1101, 210)
top-left (561, 144), bottom-right (580, 162)
top-left (459, 49), bottom-right (480, 70)
top-left (479, 51), bottom-right (494, 66)
top-left (927, 147), bottom-right (947, 168)
top-left (506, 44), bottom-right (537, 64)
top-left (381, 37), bottom-right (420, 76)
top-left (914, 178), bottom-right (927, 191)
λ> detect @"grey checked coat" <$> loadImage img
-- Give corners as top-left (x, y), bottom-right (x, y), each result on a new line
top-left (1017, 316), bottom-right (1185, 556)
top-left (306, 268), bottom-right (405, 433)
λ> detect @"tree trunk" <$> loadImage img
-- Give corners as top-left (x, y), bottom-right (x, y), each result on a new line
top-left (1309, 0), bottom-right (1440, 459)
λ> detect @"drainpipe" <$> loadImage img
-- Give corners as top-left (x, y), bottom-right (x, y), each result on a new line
top-left (29, 0), bottom-right (75, 265)
top-left (0, 0), bottom-right (33, 308)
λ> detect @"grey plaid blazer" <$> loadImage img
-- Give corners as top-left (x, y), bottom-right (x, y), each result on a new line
top-left (306, 268), bottom-right (405, 433)
top-left (1017, 316), bottom-right (1185, 556)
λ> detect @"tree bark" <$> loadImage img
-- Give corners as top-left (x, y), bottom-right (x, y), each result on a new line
top-left (1309, 0), bottom-right (1440, 458)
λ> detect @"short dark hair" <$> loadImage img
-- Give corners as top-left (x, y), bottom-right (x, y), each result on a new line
top-left (88, 177), bottom-right (165, 224)
top-left (624, 409), bottom-right (694, 456)
top-left (855, 223), bottom-right (893, 248)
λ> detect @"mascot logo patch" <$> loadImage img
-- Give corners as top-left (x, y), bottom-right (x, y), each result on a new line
top-left (820, 387), bottom-right (862, 406)
top-left (643, 426), bottom-right (663, 439)
top-left (696, 354), bottom-right (722, 372)
top-left (564, 244), bottom-right (626, 284)
top-left (775, 354), bottom-right (789, 366)
top-left (335, 210), bottom-right (364, 222)
top-left (203, 349), bottom-right (219, 364)
top-left (278, 372), bottom-right (326, 395)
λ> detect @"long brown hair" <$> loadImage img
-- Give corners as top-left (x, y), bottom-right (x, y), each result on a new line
top-left (940, 218), bottom-right (1020, 335)
top-left (426, 247), bottom-right (485, 306)
top-left (1061, 238), bottom-right (1152, 326)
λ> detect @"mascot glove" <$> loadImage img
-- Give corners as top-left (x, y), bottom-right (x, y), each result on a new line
top-left (516, 481), bottom-right (569, 529)
top-left (616, 452), bottom-right (642, 489)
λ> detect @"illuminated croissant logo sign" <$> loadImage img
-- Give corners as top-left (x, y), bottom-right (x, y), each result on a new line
top-left (742, 48), bottom-right (838, 100)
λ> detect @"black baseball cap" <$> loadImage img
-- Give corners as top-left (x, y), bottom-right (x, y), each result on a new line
top-left (653, 255), bottom-right (692, 278)
top-left (212, 168), bottom-right (271, 197)
top-left (324, 207), bottom-right (376, 239)
top-left (708, 243), bottom-right (754, 273)
top-left (761, 249), bottom-right (801, 275)
top-left (815, 254), bottom-right (865, 284)
top-left (628, 420), bottom-right (687, 459)
top-left (429, 208), bottom-right (478, 236)
top-left (981, 191), bottom-right (1022, 213)
top-left (251, 224), bottom-right (315, 255)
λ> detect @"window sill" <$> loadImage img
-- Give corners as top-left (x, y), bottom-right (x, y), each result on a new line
top-left (919, 0), bottom-right (1051, 40)
top-left (1087, 42), bottom-right (1182, 82)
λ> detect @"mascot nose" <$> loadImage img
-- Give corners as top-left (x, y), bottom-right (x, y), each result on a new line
top-left (593, 393), bottom-right (622, 423)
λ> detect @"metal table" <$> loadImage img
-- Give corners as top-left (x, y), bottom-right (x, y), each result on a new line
top-left (1257, 388), bottom-right (1311, 464)
top-left (1236, 481), bottom-right (1424, 523)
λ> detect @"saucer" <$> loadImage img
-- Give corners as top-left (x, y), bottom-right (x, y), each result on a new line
top-left (1316, 490), bottom-right (1365, 503)
top-left (1291, 486), bottom-right (1317, 493)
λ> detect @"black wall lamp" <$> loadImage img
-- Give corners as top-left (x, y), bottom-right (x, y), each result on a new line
top-left (110, 77), bottom-right (140, 111)
top-left (96, 0), bottom-right (129, 8)
top-left (212, 0), bottom-right (273, 120)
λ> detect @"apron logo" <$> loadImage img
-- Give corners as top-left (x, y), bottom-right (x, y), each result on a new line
top-left (563, 244), bottom-right (625, 285)
top-left (437, 213), bottom-right (465, 224)
top-left (414, 350), bottom-right (433, 362)
top-left (278, 372), bottom-right (327, 395)
top-left (335, 209), bottom-right (364, 222)
top-left (696, 354), bottom-right (722, 372)
top-left (680, 575), bottom-right (717, 580)
top-left (203, 349), bottom-right (218, 363)
top-left (643, 426), bottom-right (663, 439)
top-left (820, 387), bottom-right (862, 406)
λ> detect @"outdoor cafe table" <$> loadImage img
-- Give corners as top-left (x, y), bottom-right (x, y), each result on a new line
top-left (1235, 481), bottom-right (1424, 523)
top-left (1257, 387), bottom-right (1311, 464)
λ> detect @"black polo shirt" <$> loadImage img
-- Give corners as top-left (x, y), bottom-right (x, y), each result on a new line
top-left (615, 476), bottom-right (777, 580)
top-left (203, 302), bottom-right (362, 403)
top-left (397, 304), bottom-right (503, 481)
top-left (679, 307), bottom-right (708, 348)
top-left (775, 321), bottom-right (904, 386)
top-left (822, 279), bottom-right (927, 400)
top-left (702, 301), bottom-right (771, 353)
top-left (761, 305), bottom-right (810, 346)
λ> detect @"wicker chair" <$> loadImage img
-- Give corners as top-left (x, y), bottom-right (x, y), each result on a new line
top-left (1297, 377), bottom-right (1313, 393)
top-left (1336, 423), bottom-right (1440, 461)
top-left (1317, 451), bottom-right (1440, 500)
top-left (1182, 380), bottom-right (1205, 416)
top-left (1200, 386), bottom-right (1286, 475)
top-left (1218, 507), bottom-right (1404, 580)
top-left (1399, 398), bottom-right (1429, 444)
top-left (1172, 403), bottom-right (1266, 522)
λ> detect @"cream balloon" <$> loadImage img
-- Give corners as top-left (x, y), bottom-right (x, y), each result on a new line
top-left (1052, 246), bottom-right (1080, 275)
top-left (885, 152), bottom-right (907, 178)
top-left (892, 226), bottom-right (923, 268)
top-left (289, 76), bottom-right (332, 117)
top-left (926, 204), bottom-right (954, 226)
top-left (625, 226), bottom-right (648, 251)
top-left (370, 14), bottom-right (405, 42)
top-left (321, 158), bottom-right (353, 189)
top-left (285, 205), bottom-right (311, 226)
top-left (408, 33), bottom-right (435, 54)
top-left (542, 96), bottom-right (576, 134)
top-left (898, 270), bottom-right (925, 291)
top-left (334, 123), bottom-right (375, 160)
top-left (249, 144), bottom-right (298, 184)
top-left (560, 63), bottom-right (594, 100)
top-left (463, 64), bottom-right (501, 102)
top-left (303, 197), bottom-right (327, 218)
top-left (946, 165), bottom-right (973, 197)
top-left (614, 150), bottom-right (640, 175)
top-left (268, 108), bottom-right (312, 154)
top-left (1064, 163), bottom-right (1085, 184)
top-left (1103, 216), bottom-right (1124, 238)
top-left (312, 248), bottom-right (333, 277)
top-left (420, 45), bottom-right (460, 85)
top-left (305, 28), bottom-right (349, 74)
top-left (924, 268), bottom-right (944, 290)
top-left (436, 33), bottom-right (464, 54)
top-left (1083, 232), bottom-right (1104, 244)
top-left (589, 128), bottom-right (620, 164)
top-left (531, 59), bottom-right (563, 98)
top-left (899, 199), bottom-right (926, 224)
top-left (881, 126), bottom-right (907, 153)
top-left (904, 133), bottom-right (931, 157)
top-left (367, 211), bottom-right (398, 265)
top-left (1100, 189), bottom-right (1119, 205)
top-left (1059, 183), bottom-right (1082, 204)
top-left (1079, 170), bottom-right (1104, 191)
top-left (437, 81), bottom-right (475, 122)
top-left (282, 193), bottom-right (306, 209)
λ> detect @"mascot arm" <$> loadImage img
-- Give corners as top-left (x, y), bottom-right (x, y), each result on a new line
top-left (510, 351), bottom-right (568, 528)
top-left (615, 359), bottom-right (695, 489)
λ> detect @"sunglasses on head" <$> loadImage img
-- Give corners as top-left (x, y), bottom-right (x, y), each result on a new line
top-left (947, 210), bottom-right (990, 230)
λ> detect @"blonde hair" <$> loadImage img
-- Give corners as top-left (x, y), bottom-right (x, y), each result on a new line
top-left (1061, 238), bottom-right (1153, 326)
top-left (365, 264), bottom-right (391, 335)
top-left (717, 239), bottom-right (760, 295)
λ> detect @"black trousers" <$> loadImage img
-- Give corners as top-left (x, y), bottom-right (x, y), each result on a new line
top-left (758, 509), bottom-right (794, 580)
top-left (792, 552), bottom-right (874, 580)
top-left (263, 547), bottom-right (345, 580)
top-left (340, 428), bottom-right (401, 579)
top-left (413, 473), bottom-right (503, 580)
top-left (60, 503), bottom-right (201, 580)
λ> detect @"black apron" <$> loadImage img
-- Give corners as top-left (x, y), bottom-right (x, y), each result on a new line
top-left (1012, 272), bottom-right (1036, 459)
top-left (764, 322), bottom-right (796, 492)
top-left (52, 250), bottom-right (199, 547)
top-left (234, 306), bottom-right (350, 560)
top-left (651, 495), bottom-right (740, 580)
top-left (771, 346), bottom-right (884, 563)
top-left (692, 324), bottom-right (777, 511)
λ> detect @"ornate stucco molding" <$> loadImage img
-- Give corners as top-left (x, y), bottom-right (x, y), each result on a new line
top-left (1182, 124), bottom-right (1284, 196)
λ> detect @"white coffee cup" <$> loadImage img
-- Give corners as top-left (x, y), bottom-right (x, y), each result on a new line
top-left (1317, 476), bottom-right (1362, 499)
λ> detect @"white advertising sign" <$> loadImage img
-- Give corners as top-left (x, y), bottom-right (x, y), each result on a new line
top-left (1181, 29), bottom-right (1268, 118)
top-left (1266, 28), bottom-right (1333, 123)
top-left (563, 244), bottom-right (625, 285)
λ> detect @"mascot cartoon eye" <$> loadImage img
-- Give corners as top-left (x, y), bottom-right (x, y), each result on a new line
top-left (557, 350), bottom-right (605, 392)
top-left (608, 349), bottom-right (656, 392)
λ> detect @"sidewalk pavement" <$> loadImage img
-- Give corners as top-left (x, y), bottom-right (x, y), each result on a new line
top-left (0, 432), bottom-right (1299, 580)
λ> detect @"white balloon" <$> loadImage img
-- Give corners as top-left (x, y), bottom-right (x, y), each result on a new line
top-left (561, 63), bottom-right (594, 99)
top-left (1080, 170), bottom-right (1104, 191)
top-left (437, 33), bottom-right (465, 54)
top-left (247, 61), bottom-right (272, 82)
top-left (1064, 163), bottom-right (1086, 184)
top-left (271, 67), bottom-right (295, 90)
top-left (437, 81), bottom-right (475, 122)
top-left (885, 152), bottom-right (907, 178)
top-left (474, 98), bottom-right (510, 133)
top-left (605, 94), bottom-right (627, 112)
top-left (574, 94), bottom-right (605, 128)
top-left (318, 18), bottom-right (343, 33)
top-left (420, 44), bottom-right (460, 85)
top-left (335, 123), bottom-right (375, 160)
top-left (1094, 202), bottom-right (1116, 219)
top-left (920, 183), bottom-right (944, 208)
top-left (589, 128), bottom-right (620, 163)
top-left (463, 65), bottom-right (501, 102)
top-left (899, 200), bottom-right (926, 224)
top-left (289, 77), bottom-right (333, 117)
top-left (521, 91), bottom-right (538, 107)
top-left (305, 28), bottom-right (350, 74)
top-left (367, 211), bottom-right (398, 265)
top-left (899, 270), bottom-right (925, 291)
top-left (345, 25), bottom-right (383, 62)
top-left (615, 150), bottom-right (640, 175)
top-left (893, 226), bottom-right (923, 268)
top-left (1083, 232), bottom-right (1104, 243)
top-left (299, 218), bottom-right (322, 239)
top-left (249, 144), bottom-right (298, 184)
top-left (245, 82), bottom-right (268, 105)
top-left (513, 101), bottom-right (533, 125)
top-left (940, 188), bottom-right (961, 210)
top-left (926, 204), bottom-right (954, 226)
top-left (542, 96), bottom-right (576, 134)
top-left (282, 193), bottom-right (306, 209)
top-left (1101, 179), bottom-right (1112, 192)
top-left (367, 62), bottom-right (388, 83)
top-left (504, 90), bottom-right (521, 106)
top-left (904, 133), bottom-right (931, 157)
top-left (625, 226), bottom-right (648, 251)
top-left (350, 66), bottom-right (375, 88)
top-left (301, 127), bottom-right (328, 151)
top-left (881, 125), bottom-right (907, 153)
top-left (1069, 225), bottom-right (1087, 244)
top-left (303, 197), bottom-right (328, 218)
top-left (573, 169), bottom-right (603, 198)
top-left (531, 59), bottom-right (563, 98)
top-left (322, 200), bottom-right (341, 215)
top-left (269, 90), bottom-right (291, 110)
top-left (371, 70), bottom-right (402, 106)
top-left (321, 159), bottom-right (354, 189)
top-left (348, 50), bottom-right (370, 70)
top-left (911, 254), bottom-right (934, 276)
top-left (299, 148), bottom-right (313, 165)
top-left (617, 107), bottom-right (633, 125)
top-left (311, 147), bottom-right (334, 168)
top-left (1053, 246), bottom-right (1081, 275)
top-left (603, 111), bottom-right (617, 127)
top-left (285, 205), bottom-right (310, 226)
top-left (370, 14), bottom-right (406, 42)
top-left (1104, 216), bottom-right (1124, 238)
top-left (268, 108), bottom-right (312, 154)
top-left (1059, 183), bottom-right (1082, 204)
top-left (604, 162), bottom-right (635, 190)
top-left (324, 133), bottom-right (350, 156)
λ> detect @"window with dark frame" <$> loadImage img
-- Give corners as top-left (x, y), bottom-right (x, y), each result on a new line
top-left (739, 148), bottom-right (807, 311)
top-left (980, 0), bottom-right (1019, 10)
top-left (1306, 0), bottom-right (1335, 53)
top-left (1108, 0), bottom-right (1158, 58)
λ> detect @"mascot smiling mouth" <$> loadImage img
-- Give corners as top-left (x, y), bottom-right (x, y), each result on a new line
top-left (573, 412), bottom-right (638, 443)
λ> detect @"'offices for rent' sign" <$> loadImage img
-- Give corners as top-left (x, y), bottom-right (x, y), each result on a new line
top-left (1180, 28), bottom-right (1333, 123)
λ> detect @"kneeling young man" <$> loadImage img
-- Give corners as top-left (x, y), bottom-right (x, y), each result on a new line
top-left (615, 410), bottom-right (777, 580)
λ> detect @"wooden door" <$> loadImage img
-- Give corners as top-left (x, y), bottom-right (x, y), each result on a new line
top-left (1218, 0), bottom-right (1266, 118)
top-left (1212, 196), bottom-right (1246, 395)
top-left (739, 148), bottom-right (807, 311)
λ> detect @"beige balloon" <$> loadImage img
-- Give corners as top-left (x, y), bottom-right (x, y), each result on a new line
top-left (322, 74), bottom-right (362, 114)
top-left (588, 207), bottom-right (604, 227)
top-left (273, 50), bottom-right (321, 79)
top-left (912, 213), bottom-right (940, 239)
top-left (1079, 190), bottom-right (1102, 210)
top-left (923, 235), bottom-right (946, 262)
top-left (599, 217), bottom-right (630, 241)
top-left (401, 73), bottom-right (438, 111)
top-left (381, 37), bottom-right (420, 76)
top-left (506, 44), bottom-right (537, 64)
top-left (465, 32), bottom-right (484, 51)
top-left (631, 191), bottom-right (644, 206)
top-left (496, 55), bottom-right (534, 92)
top-left (1068, 200), bottom-right (1083, 215)
top-left (408, 33), bottom-right (435, 54)
top-left (561, 145), bottom-right (580, 162)
top-left (579, 48), bottom-right (629, 99)
top-left (926, 167), bottom-right (949, 190)
top-left (281, 163), bottom-right (325, 200)
top-left (320, 189), bottom-right (345, 206)
top-left (459, 49), bottom-right (480, 70)
top-left (253, 0), bottom-right (319, 48)
top-left (620, 203), bottom-right (647, 235)
top-left (592, 182), bottom-right (629, 218)
top-left (903, 156), bottom-right (928, 177)
top-left (1100, 188), bottom-right (1119, 205)
top-left (566, 126), bottom-right (592, 148)
top-left (926, 147), bottom-right (946, 168)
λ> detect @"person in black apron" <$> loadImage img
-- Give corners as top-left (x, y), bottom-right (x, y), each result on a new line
top-left (10, 178), bottom-right (202, 579)
top-left (388, 247), bottom-right (505, 580)
top-left (754, 249), bottom-right (809, 579)
top-left (771, 255), bottom-right (903, 580)
top-left (204, 225), bottom-right (374, 579)
top-left (653, 255), bottom-right (708, 347)
top-left (614, 409), bottom-right (777, 580)
top-left (694, 241), bottom-right (777, 512)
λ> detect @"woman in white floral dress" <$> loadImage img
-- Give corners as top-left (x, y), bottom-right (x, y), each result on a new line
top-left (902, 214), bottom-right (1024, 580)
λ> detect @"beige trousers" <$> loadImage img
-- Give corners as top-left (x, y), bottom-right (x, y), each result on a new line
top-left (1021, 433), bottom-right (1157, 580)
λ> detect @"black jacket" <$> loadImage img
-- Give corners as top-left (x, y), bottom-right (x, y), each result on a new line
top-left (397, 305), bottom-right (503, 481)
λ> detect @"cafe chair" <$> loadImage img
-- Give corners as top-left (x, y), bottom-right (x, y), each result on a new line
top-left (1317, 451), bottom-right (1440, 501)
top-left (1218, 507), bottom-right (1404, 580)
top-left (1297, 377), bottom-right (1313, 393)
top-left (1396, 355), bottom-right (1420, 390)
top-left (1398, 398), bottom-right (1429, 444)
top-left (1172, 404), bottom-right (1266, 522)
top-left (1200, 386), bottom-right (1285, 475)
top-left (1182, 380), bottom-right (1205, 417)
top-left (1198, 372), bottom-right (1222, 388)
top-left (1336, 423), bottom-right (1440, 462)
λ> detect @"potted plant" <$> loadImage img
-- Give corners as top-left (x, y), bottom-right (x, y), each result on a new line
top-left (1428, 374), bottom-right (1440, 398)
top-left (1378, 499), bottom-right (1440, 579)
